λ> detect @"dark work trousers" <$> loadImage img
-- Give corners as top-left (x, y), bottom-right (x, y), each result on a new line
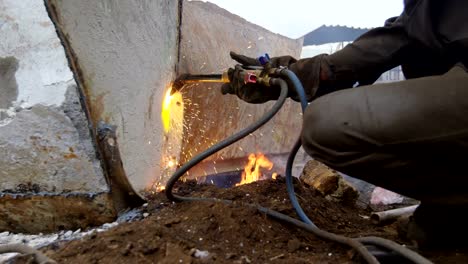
top-left (301, 65), bottom-right (468, 206)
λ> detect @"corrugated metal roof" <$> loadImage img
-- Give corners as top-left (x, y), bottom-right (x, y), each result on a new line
top-left (302, 25), bottom-right (370, 46)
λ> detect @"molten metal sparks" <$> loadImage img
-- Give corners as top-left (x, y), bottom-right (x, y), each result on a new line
top-left (236, 153), bottom-right (274, 186)
top-left (167, 159), bottom-right (176, 168)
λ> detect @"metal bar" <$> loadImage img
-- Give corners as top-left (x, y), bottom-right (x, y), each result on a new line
top-left (183, 74), bottom-right (223, 80)
top-left (370, 205), bottom-right (419, 224)
top-left (183, 79), bottom-right (223, 83)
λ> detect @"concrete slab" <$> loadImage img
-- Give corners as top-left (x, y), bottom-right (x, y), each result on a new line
top-left (45, 0), bottom-right (182, 192)
top-left (0, 103), bottom-right (107, 193)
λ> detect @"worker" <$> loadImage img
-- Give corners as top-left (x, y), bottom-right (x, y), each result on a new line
top-left (221, 0), bottom-right (468, 249)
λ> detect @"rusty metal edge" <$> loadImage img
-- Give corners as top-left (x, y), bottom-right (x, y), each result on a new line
top-left (175, 0), bottom-right (184, 76)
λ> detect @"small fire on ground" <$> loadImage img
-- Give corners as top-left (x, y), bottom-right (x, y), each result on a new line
top-left (236, 153), bottom-right (277, 186)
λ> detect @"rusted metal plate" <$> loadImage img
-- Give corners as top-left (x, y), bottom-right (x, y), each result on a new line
top-left (177, 1), bottom-right (304, 176)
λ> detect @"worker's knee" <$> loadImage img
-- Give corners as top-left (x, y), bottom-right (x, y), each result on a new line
top-left (301, 98), bottom-right (339, 160)
top-left (300, 91), bottom-right (368, 166)
top-left (301, 103), bottom-right (320, 152)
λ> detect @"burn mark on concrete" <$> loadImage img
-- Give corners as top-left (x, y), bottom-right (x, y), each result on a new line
top-left (63, 152), bottom-right (78, 159)
top-left (89, 92), bottom-right (109, 124)
top-left (146, 88), bottom-right (156, 124)
top-left (3, 183), bottom-right (42, 194)
top-left (0, 56), bottom-right (19, 111)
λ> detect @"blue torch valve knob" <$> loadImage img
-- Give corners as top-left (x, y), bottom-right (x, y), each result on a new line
top-left (258, 53), bottom-right (271, 66)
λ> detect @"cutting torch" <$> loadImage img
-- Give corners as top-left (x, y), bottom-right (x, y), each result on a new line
top-left (170, 54), bottom-right (274, 94)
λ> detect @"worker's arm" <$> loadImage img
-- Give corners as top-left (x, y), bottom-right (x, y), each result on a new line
top-left (290, 16), bottom-right (412, 99)
top-left (222, 17), bottom-right (416, 103)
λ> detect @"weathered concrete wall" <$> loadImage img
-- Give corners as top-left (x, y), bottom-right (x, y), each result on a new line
top-left (46, 0), bottom-right (182, 191)
top-left (0, 0), bottom-right (106, 193)
top-left (0, 0), bottom-right (72, 108)
top-left (0, 103), bottom-right (105, 193)
top-left (0, 0), bottom-right (114, 232)
top-left (178, 1), bottom-right (304, 176)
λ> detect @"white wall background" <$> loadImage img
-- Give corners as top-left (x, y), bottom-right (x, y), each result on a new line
top-left (0, 0), bottom-right (74, 110)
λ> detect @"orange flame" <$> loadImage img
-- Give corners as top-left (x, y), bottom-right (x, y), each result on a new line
top-left (236, 153), bottom-right (274, 186)
top-left (161, 88), bottom-right (173, 133)
top-left (161, 86), bottom-right (183, 133)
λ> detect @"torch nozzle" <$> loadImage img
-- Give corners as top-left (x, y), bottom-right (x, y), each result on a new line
top-left (170, 79), bottom-right (186, 94)
top-left (170, 72), bottom-right (230, 95)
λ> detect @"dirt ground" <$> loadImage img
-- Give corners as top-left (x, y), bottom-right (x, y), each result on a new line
top-left (26, 178), bottom-right (468, 263)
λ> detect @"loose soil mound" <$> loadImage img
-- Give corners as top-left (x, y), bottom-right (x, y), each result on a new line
top-left (36, 178), bottom-right (468, 263)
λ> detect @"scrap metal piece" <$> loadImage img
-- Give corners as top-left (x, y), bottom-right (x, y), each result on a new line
top-left (370, 205), bottom-right (419, 225)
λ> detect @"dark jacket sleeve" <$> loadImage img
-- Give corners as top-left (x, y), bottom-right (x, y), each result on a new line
top-left (290, 0), bottom-right (468, 100)
top-left (290, 16), bottom-right (412, 99)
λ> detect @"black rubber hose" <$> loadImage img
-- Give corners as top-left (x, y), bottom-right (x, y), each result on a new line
top-left (285, 138), bottom-right (318, 226)
top-left (254, 203), bottom-right (379, 264)
top-left (279, 69), bottom-right (317, 227)
top-left (357, 237), bottom-right (433, 264)
top-left (280, 69), bottom-right (308, 110)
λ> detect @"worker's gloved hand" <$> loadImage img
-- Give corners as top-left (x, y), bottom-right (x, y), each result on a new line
top-left (221, 52), bottom-right (298, 104)
top-left (221, 65), bottom-right (279, 104)
top-left (221, 51), bottom-right (329, 103)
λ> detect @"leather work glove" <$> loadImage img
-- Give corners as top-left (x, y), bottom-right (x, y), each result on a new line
top-left (221, 64), bottom-right (283, 104)
top-left (221, 51), bottom-right (328, 103)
